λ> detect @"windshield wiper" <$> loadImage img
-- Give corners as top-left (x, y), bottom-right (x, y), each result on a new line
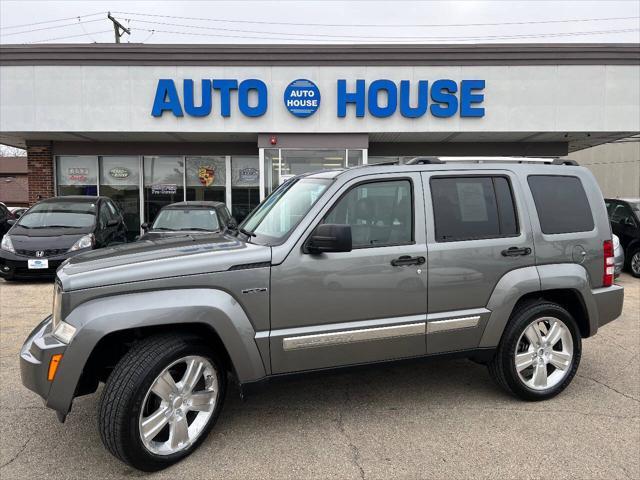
top-left (178, 228), bottom-right (213, 232)
top-left (239, 227), bottom-right (256, 238)
top-left (151, 227), bottom-right (174, 231)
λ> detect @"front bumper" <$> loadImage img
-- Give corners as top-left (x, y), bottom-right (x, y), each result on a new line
top-left (20, 316), bottom-right (67, 416)
top-left (592, 284), bottom-right (624, 329)
top-left (0, 250), bottom-right (80, 279)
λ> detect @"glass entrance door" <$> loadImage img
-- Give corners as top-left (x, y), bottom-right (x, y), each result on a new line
top-left (263, 149), bottom-right (364, 196)
top-left (99, 156), bottom-right (140, 241)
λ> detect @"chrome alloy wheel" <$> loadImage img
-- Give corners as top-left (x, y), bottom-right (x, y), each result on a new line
top-left (139, 355), bottom-right (219, 456)
top-left (514, 317), bottom-right (574, 391)
top-left (632, 252), bottom-right (640, 276)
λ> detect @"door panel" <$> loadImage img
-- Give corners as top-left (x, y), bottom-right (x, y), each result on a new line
top-left (270, 173), bottom-right (428, 374)
top-left (422, 172), bottom-right (536, 354)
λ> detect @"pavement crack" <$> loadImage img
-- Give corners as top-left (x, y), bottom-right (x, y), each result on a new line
top-left (576, 373), bottom-right (640, 403)
top-left (335, 410), bottom-right (366, 480)
top-left (0, 437), bottom-right (31, 470)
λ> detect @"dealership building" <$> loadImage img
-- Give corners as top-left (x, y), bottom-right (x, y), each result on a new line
top-left (0, 43), bottom-right (638, 239)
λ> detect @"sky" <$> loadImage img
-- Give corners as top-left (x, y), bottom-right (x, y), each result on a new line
top-left (0, 0), bottom-right (639, 45)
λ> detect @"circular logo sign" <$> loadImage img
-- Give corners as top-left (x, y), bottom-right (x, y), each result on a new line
top-left (283, 79), bottom-right (320, 117)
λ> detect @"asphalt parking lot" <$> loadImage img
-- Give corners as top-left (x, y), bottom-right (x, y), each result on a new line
top-left (0, 275), bottom-right (638, 480)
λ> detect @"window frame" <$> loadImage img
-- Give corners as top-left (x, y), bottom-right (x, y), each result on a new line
top-left (429, 174), bottom-right (521, 243)
top-left (307, 177), bottom-right (416, 251)
top-left (527, 174), bottom-right (595, 235)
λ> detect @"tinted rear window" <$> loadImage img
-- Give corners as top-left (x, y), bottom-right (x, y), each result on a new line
top-left (431, 176), bottom-right (519, 242)
top-left (528, 175), bottom-right (594, 234)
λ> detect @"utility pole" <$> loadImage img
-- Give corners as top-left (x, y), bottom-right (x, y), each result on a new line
top-left (107, 12), bottom-right (130, 43)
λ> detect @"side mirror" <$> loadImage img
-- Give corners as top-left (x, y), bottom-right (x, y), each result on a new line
top-left (624, 217), bottom-right (636, 227)
top-left (7, 219), bottom-right (16, 226)
top-left (141, 222), bottom-right (150, 231)
top-left (107, 219), bottom-right (119, 227)
top-left (306, 224), bottom-right (352, 253)
top-left (227, 218), bottom-right (238, 230)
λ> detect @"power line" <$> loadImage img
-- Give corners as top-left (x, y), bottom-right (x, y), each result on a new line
top-left (1, 12), bottom-right (105, 30)
top-left (133, 26), bottom-right (639, 43)
top-left (1, 18), bottom-right (104, 37)
top-left (113, 11), bottom-right (640, 29)
top-left (128, 17), bottom-right (640, 40)
top-left (29, 29), bottom-right (113, 44)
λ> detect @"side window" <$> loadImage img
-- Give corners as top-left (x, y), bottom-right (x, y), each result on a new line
top-left (323, 180), bottom-right (413, 248)
top-left (430, 176), bottom-right (519, 242)
top-left (611, 204), bottom-right (636, 226)
top-left (528, 175), bottom-right (594, 234)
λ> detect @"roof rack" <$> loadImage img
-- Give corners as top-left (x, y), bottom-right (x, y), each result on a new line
top-left (405, 156), bottom-right (579, 165)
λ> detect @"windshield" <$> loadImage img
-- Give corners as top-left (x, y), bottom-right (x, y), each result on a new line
top-left (241, 177), bottom-right (331, 244)
top-left (18, 201), bottom-right (96, 228)
top-left (152, 208), bottom-right (220, 231)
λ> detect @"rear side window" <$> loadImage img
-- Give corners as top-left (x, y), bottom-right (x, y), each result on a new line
top-left (528, 175), bottom-right (594, 234)
top-left (430, 176), bottom-right (519, 242)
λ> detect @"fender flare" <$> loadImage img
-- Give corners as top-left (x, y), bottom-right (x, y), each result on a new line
top-left (46, 288), bottom-right (267, 414)
top-left (479, 263), bottom-right (598, 348)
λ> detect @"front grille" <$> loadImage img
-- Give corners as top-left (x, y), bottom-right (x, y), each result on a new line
top-left (15, 249), bottom-right (68, 257)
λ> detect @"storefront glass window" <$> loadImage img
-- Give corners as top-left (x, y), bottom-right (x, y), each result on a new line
top-left (143, 156), bottom-right (184, 224)
top-left (347, 150), bottom-right (364, 167)
top-left (57, 156), bottom-right (98, 196)
top-left (99, 156), bottom-right (140, 241)
top-left (185, 156), bottom-right (226, 203)
top-left (231, 156), bottom-right (259, 222)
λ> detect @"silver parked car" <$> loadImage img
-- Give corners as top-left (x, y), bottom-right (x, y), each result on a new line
top-left (613, 234), bottom-right (624, 277)
top-left (20, 158), bottom-right (624, 471)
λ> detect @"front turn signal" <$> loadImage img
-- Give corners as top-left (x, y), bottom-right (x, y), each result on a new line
top-left (48, 354), bottom-right (63, 381)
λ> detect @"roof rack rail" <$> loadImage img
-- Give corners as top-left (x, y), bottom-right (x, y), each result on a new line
top-left (405, 157), bottom-right (443, 165)
top-left (550, 158), bottom-right (579, 166)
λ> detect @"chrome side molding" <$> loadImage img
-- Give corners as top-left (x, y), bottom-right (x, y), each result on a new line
top-left (282, 322), bottom-right (425, 351)
top-left (426, 315), bottom-right (481, 334)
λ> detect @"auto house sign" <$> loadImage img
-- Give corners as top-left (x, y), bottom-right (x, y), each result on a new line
top-left (109, 167), bottom-right (130, 179)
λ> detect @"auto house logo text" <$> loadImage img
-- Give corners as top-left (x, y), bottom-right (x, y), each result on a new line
top-left (151, 77), bottom-right (486, 119)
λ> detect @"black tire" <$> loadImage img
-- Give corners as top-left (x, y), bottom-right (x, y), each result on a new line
top-left (488, 300), bottom-right (581, 401)
top-left (627, 247), bottom-right (640, 278)
top-left (98, 334), bottom-right (227, 472)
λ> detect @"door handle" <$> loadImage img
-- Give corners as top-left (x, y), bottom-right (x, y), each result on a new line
top-left (391, 255), bottom-right (426, 266)
top-left (501, 246), bottom-right (532, 257)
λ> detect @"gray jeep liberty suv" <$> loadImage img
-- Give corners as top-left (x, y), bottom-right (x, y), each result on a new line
top-left (20, 158), bottom-right (624, 471)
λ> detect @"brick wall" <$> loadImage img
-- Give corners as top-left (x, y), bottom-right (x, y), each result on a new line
top-left (26, 142), bottom-right (54, 205)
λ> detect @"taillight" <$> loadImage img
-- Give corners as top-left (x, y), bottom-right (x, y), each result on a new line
top-left (603, 239), bottom-right (614, 287)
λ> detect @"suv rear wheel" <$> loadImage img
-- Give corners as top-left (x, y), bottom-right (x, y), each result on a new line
top-left (488, 301), bottom-right (581, 401)
top-left (98, 334), bottom-right (226, 471)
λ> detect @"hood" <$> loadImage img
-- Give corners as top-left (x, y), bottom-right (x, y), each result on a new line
top-left (8, 225), bottom-right (91, 251)
top-left (58, 233), bottom-right (271, 291)
top-left (138, 230), bottom-right (221, 241)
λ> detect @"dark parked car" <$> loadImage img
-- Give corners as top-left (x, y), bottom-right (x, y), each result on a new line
top-left (605, 198), bottom-right (640, 277)
top-left (139, 201), bottom-right (232, 240)
top-left (0, 196), bottom-right (127, 280)
top-left (0, 202), bottom-right (13, 241)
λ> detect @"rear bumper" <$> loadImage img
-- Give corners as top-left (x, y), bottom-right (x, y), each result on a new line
top-left (592, 284), bottom-right (624, 329)
top-left (20, 316), bottom-right (68, 415)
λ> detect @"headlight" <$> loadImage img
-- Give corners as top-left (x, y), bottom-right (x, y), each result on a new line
top-left (53, 321), bottom-right (77, 344)
top-left (0, 235), bottom-right (15, 253)
top-left (68, 233), bottom-right (94, 252)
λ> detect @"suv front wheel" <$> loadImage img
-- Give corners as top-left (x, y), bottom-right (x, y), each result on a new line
top-left (98, 334), bottom-right (227, 471)
top-left (488, 301), bottom-right (581, 401)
